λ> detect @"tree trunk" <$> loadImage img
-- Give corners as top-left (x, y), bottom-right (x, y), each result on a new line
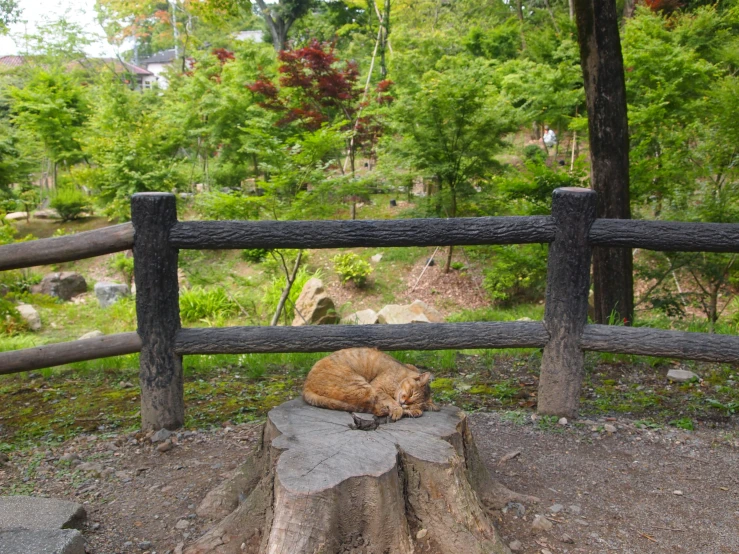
top-left (187, 399), bottom-right (534, 554)
top-left (573, 0), bottom-right (634, 325)
top-left (515, 0), bottom-right (527, 50)
top-left (622, 0), bottom-right (636, 19)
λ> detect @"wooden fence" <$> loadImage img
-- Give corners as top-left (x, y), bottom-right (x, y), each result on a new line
top-left (2, 188), bottom-right (739, 429)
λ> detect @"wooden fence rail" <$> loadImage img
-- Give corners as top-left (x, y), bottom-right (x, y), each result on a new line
top-left (0, 223), bottom-right (134, 271)
top-left (2, 188), bottom-right (739, 429)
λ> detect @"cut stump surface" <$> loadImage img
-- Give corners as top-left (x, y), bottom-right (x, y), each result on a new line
top-left (187, 399), bottom-right (525, 554)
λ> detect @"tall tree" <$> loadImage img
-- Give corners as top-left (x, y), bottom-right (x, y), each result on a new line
top-left (573, 0), bottom-right (633, 325)
top-left (253, 0), bottom-right (313, 51)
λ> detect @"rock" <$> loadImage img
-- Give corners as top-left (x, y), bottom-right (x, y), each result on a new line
top-left (673, 490), bottom-right (684, 496)
top-left (508, 539), bottom-right (523, 551)
top-left (532, 514), bottom-right (553, 532)
top-left (119, 381), bottom-right (135, 389)
top-left (157, 440), bottom-right (174, 453)
top-left (561, 533), bottom-right (575, 543)
top-left (377, 300), bottom-right (444, 324)
top-left (340, 309), bottom-right (379, 325)
top-left (370, 253), bottom-right (383, 263)
top-left (59, 453), bottom-right (79, 463)
top-left (175, 519), bottom-right (190, 530)
top-left (548, 504), bottom-right (563, 514)
top-left (33, 209), bottom-right (60, 219)
top-left (138, 540), bottom-right (153, 549)
top-left (516, 317), bottom-right (533, 322)
top-left (33, 272), bottom-right (87, 301)
top-left (415, 529), bottom-right (427, 540)
top-left (16, 304), bottom-right (41, 331)
top-left (0, 496), bottom-right (86, 530)
top-left (77, 463), bottom-right (103, 477)
top-left (291, 278), bottom-right (339, 326)
top-left (150, 428), bottom-right (173, 443)
top-left (0, 529), bottom-right (85, 554)
top-left (78, 330), bottom-right (104, 340)
top-left (4, 212), bottom-right (28, 221)
top-left (567, 505), bottom-right (582, 515)
top-left (604, 424), bottom-right (617, 433)
top-left (558, 417), bottom-right (568, 426)
top-left (503, 502), bottom-right (526, 517)
top-left (94, 282), bottom-right (130, 308)
top-left (667, 369), bottom-right (699, 383)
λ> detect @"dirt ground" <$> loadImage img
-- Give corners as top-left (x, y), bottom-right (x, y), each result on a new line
top-left (1, 410), bottom-right (737, 554)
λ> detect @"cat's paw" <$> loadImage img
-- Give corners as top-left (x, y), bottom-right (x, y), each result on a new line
top-left (403, 407), bottom-right (423, 418)
top-left (427, 402), bottom-right (441, 412)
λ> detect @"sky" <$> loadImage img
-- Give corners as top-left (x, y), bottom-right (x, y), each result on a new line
top-left (1, 0), bottom-right (120, 57)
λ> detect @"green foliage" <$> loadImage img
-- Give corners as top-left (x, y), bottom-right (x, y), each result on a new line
top-left (109, 253), bottom-right (134, 288)
top-left (241, 248), bottom-right (270, 263)
top-left (194, 191), bottom-right (262, 220)
top-left (179, 287), bottom-right (240, 324)
top-left (483, 244), bottom-right (548, 305)
top-left (331, 252), bottom-right (372, 287)
top-left (9, 68), bottom-right (89, 167)
top-left (50, 188), bottom-right (90, 222)
top-left (262, 266), bottom-right (319, 322)
top-left (0, 222), bottom-right (15, 245)
top-left (669, 417), bottom-right (695, 430)
top-left (0, 297), bottom-right (27, 335)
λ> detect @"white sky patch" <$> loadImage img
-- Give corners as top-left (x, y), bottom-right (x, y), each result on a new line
top-left (1, 0), bottom-right (119, 57)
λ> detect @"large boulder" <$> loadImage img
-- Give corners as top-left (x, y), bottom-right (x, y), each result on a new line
top-left (292, 278), bottom-right (339, 326)
top-left (32, 272), bottom-right (87, 301)
top-left (16, 304), bottom-right (41, 331)
top-left (340, 309), bottom-right (379, 325)
top-left (377, 300), bottom-right (444, 324)
top-left (94, 282), bottom-right (130, 308)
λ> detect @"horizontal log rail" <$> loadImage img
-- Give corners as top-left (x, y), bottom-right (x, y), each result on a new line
top-left (169, 216), bottom-right (556, 250)
top-left (0, 222), bottom-right (134, 271)
top-left (589, 219), bottom-right (739, 252)
top-left (0, 332), bottom-right (142, 376)
top-left (581, 324), bottom-right (739, 363)
top-left (174, 321), bottom-right (551, 354)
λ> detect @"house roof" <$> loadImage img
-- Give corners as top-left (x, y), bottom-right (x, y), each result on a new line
top-left (75, 58), bottom-right (152, 76)
top-left (139, 49), bottom-right (177, 65)
top-left (0, 55), bottom-right (26, 67)
top-left (0, 55), bottom-right (152, 77)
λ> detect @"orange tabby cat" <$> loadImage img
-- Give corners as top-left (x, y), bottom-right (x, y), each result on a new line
top-left (303, 347), bottom-right (439, 421)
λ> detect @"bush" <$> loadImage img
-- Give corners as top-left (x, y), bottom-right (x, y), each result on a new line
top-left (0, 297), bottom-right (27, 335)
top-left (522, 144), bottom-right (547, 163)
top-left (50, 188), bottom-right (91, 222)
top-left (483, 244), bottom-right (548, 305)
top-left (179, 287), bottom-right (240, 324)
top-left (194, 191), bottom-right (261, 220)
top-left (242, 248), bottom-right (270, 263)
top-left (331, 252), bottom-right (372, 287)
top-left (109, 253), bottom-right (134, 288)
top-left (262, 267), bottom-right (320, 323)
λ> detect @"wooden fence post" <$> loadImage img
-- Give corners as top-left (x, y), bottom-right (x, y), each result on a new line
top-left (132, 193), bottom-right (183, 430)
top-left (538, 187), bottom-right (596, 417)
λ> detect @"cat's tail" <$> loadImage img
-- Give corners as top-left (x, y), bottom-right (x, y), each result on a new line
top-left (302, 389), bottom-right (362, 413)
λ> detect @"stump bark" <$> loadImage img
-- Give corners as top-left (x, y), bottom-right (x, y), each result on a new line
top-left (187, 399), bottom-right (534, 554)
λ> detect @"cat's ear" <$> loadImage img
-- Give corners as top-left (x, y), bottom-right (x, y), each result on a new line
top-left (416, 372), bottom-right (432, 386)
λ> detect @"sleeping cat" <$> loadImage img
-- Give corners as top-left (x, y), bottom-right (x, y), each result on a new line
top-left (303, 347), bottom-right (439, 421)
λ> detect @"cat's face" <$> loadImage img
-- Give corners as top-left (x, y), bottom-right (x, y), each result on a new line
top-left (396, 371), bottom-right (433, 408)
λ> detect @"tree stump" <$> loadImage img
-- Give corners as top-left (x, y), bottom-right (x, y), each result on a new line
top-left (187, 399), bottom-right (534, 554)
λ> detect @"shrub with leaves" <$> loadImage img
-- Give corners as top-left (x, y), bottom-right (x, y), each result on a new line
top-left (194, 191), bottom-right (262, 221)
top-left (331, 252), bottom-right (372, 287)
top-left (0, 297), bottom-right (27, 335)
top-left (241, 248), bottom-right (270, 263)
top-left (179, 286), bottom-right (240, 324)
top-left (483, 244), bottom-right (548, 305)
top-left (109, 253), bottom-right (134, 288)
top-left (50, 188), bottom-right (90, 222)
